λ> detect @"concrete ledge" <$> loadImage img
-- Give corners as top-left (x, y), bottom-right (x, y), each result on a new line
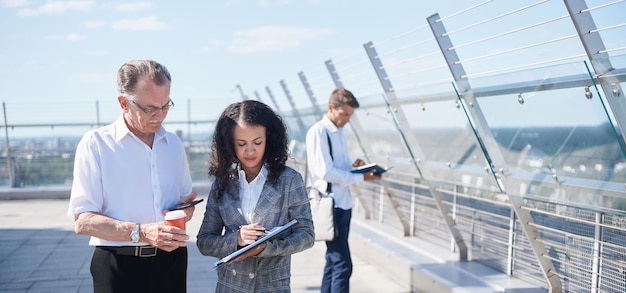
top-left (0, 182), bottom-right (213, 201)
top-left (0, 186), bottom-right (72, 200)
top-left (349, 218), bottom-right (548, 293)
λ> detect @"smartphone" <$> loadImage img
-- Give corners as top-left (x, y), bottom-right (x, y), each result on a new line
top-left (170, 198), bottom-right (204, 211)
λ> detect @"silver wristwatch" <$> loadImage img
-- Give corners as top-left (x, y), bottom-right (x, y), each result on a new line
top-left (130, 223), bottom-right (140, 243)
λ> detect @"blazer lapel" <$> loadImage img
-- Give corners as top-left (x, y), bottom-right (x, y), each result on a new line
top-left (252, 182), bottom-right (281, 224)
top-left (222, 181), bottom-right (249, 226)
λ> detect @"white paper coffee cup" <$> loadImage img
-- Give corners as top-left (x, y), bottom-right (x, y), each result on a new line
top-left (164, 210), bottom-right (186, 229)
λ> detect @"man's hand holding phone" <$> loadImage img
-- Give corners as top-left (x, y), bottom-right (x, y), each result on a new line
top-left (164, 192), bottom-right (200, 223)
top-left (171, 198), bottom-right (204, 211)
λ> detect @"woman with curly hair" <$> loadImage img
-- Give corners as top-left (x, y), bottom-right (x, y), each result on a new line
top-left (197, 100), bottom-right (314, 293)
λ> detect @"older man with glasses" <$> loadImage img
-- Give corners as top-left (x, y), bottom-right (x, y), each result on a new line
top-left (67, 59), bottom-right (198, 293)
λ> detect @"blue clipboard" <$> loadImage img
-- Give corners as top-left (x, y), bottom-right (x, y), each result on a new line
top-left (213, 219), bottom-right (298, 268)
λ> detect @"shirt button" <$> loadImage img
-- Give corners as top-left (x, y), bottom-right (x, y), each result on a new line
top-left (248, 273), bottom-right (255, 279)
top-left (231, 269), bottom-right (236, 276)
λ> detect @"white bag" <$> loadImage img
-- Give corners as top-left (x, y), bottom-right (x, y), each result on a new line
top-left (310, 190), bottom-right (336, 241)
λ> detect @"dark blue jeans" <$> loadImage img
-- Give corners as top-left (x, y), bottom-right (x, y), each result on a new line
top-left (321, 208), bottom-right (352, 293)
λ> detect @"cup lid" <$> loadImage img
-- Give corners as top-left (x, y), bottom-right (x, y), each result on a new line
top-left (164, 210), bottom-right (186, 220)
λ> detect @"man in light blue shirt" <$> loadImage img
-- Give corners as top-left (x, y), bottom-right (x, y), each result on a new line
top-left (306, 88), bottom-right (382, 293)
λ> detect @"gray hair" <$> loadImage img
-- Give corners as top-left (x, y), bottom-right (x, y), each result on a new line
top-left (117, 59), bottom-right (171, 97)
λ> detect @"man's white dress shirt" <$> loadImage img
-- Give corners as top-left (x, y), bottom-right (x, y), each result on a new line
top-left (305, 115), bottom-right (363, 210)
top-left (67, 115), bottom-right (193, 246)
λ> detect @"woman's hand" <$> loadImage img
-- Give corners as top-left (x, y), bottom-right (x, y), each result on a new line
top-left (233, 242), bottom-right (267, 262)
top-left (237, 223), bottom-right (266, 246)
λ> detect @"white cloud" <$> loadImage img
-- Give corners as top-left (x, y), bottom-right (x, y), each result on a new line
top-left (255, 0), bottom-right (300, 7)
top-left (83, 50), bottom-right (109, 56)
top-left (228, 26), bottom-right (334, 53)
top-left (197, 39), bottom-right (225, 54)
top-left (49, 60), bottom-right (66, 68)
top-left (17, 59), bottom-right (66, 72)
top-left (45, 34), bottom-right (86, 41)
top-left (16, 0), bottom-right (94, 16)
top-left (69, 72), bottom-right (109, 83)
top-left (1, 0), bottom-right (32, 8)
top-left (22, 59), bottom-right (42, 70)
top-left (111, 16), bottom-right (169, 30)
top-left (116, 2), bottom-right (153, 12)
top-left (66, 33), bottom-right (86, 41)
top-left (84, 20), bottom-right (106, 29)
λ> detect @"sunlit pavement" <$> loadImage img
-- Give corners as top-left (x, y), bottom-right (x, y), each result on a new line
top-left (0, 197), bottom-right (407, 293)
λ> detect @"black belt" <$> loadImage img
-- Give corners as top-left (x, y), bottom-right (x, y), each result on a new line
top-left (99, 246), bottom-right (158, 257)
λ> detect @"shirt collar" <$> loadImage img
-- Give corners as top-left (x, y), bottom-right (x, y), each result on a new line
top-left (322, 115), bottom-right (340, 134)
top-left (238, 164), bottom-right (268, 184)
top-left (113, 115), bottom-right (168, 144)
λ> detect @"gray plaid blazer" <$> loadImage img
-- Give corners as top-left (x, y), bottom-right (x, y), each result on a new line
top-left (196, 166), bottom-right (314, 293)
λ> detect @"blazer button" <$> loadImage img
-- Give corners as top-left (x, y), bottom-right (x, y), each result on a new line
top-left (248, 272), bottom-right (255, 279)
top-left (231, 269), bottom-right (236, 276)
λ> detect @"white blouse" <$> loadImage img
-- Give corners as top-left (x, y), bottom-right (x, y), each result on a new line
top-left (238, 165), bottom-right (268, 223)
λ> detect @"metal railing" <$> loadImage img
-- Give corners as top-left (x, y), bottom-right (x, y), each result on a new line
top-left (257, 1), bottom-right (626, 292)
top-left (2, 1), bottom-right (626, 292)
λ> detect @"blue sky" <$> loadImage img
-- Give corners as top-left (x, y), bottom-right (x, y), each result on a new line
top-left (0, 0), bottom-right (624, 137)
top-left (0, 0), bottom-right (473, 126)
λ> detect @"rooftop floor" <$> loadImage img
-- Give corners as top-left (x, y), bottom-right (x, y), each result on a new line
top-left (0, 197), bottom-right (408, 293)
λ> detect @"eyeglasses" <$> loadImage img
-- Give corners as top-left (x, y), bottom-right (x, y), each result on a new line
top-left (129, 99), bottom-right (175, 114)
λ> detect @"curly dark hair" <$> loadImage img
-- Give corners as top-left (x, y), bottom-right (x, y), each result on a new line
top-left (208, 100), bottom-right (288, 200)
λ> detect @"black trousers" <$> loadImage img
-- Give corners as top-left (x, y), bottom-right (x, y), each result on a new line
top-left (91, 246), bottom-right (188, 293)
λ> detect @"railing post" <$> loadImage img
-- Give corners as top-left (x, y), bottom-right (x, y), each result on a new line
top-left (410, 179), bottom-right (417, 236)
top-left (362, 40), bottom-right (468, 257)
top-left (325, 60), bottom-right (343, 88)
top-left (264, 86), bottom-right (284, 116)
top-left (279, 80), bottom-right (309, 140)
top-left (591, 211), bottom-right (603, 293)
top-left (297, 71), bottom-right (324, 119)
top-left (2, 102), bottom-right (13, 188)
top-left (564, 0), bottom-right (626, 154)
top-left (427, 12), bottom-right (561, 290)
top-left (253, 91), bottom-right (264, 103)
top-left (451, 186), bottom-right (458, 252)
top-left (507, 207), bottom-right (516, 275)
top-left (186, 98), bottom-right (191, 166)
top-left (323, 59), bottom-right (374, 220)
top-left (234, 84), bottom-right (248, 101)
top-left (95, 100), bottom-right (101, 128)
top-left (378, 184), bottom-right (384, 222)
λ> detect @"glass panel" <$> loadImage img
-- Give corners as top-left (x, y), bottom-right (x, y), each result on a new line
top-left (399, 96), bottom-right (487, 168)
top-left (346, 93), bottom-right (413, 174)
top-left (0, 121), bottom-right (214, 187)
top-left (394, 82), bottom-right (500, 191)
top-left (470, 61), bottom-right (626, 184)
top-left (296, 108), bottom-right (322, 131)
top-left (283, 110), bottom-right (319, 164)
top-left (282, 115), bottom-right (306, 143)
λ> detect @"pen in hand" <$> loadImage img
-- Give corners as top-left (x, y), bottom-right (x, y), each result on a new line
top-left (264, 226), bottom-right (281, 235)
top-left (238, 223), bottom-right (266, 246)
